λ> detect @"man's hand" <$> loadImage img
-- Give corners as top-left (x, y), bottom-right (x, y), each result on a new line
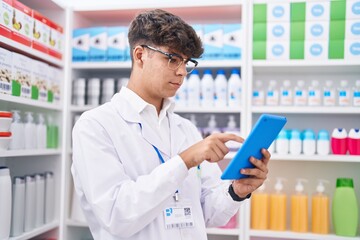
top-left (180, 133), bottom-right (244, 169)
top-left (231, 148), bottom-right (270, 198)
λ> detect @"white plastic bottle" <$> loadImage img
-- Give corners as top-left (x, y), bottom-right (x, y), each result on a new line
top-left (9, 110), bottom-right (25, 150)
top-left (291, 179), bottom-right (309, 232)
top-left (11, 176), bottom-right (25, 237)
top-left (338, 80), bottom-right (351, 106)
top-left (214, 69), bottom-right (228, 108)
top-left (275, 130), bottom-right (289, 155)
top-left (24, 112), bottom-right (37, 149)
top-left (289, 129), bottom-right (302, 155)
top-left (308, 80), bottom-right (321, 106)
top-left (175, 76), bottom-right (187, 107)
top-left (280, 80), bottom-right (293, 106)
top-left (294, 80), bottom-right (307, 106)
top-left (24, 175), bottom-right (35, 232)
top-left (266, 80), bottom-right (279, 106)
top-left (0, 167), bottom-right (11, 240)
top-left (200, 69), bottom-right (214, 107)
top-left (303, 129), bottom-right (316, 155)
top-left (203, 115), bottom-right (221, 137)
top-left (87, 77), bottom-right (101, 106)
top-left (35, 174), bottom-right (45, 227)
top-left (73, 78), bottom-right (86, 106)
top-left (187, 69), bottom-right (201, 107)
top-left (323, 80), bottom-right (336, 106)
top-left (227, 69), bottom-right (242, 108)
top-left (317, 130), bottom-right (330, 155)
top-left (223, 115), bottom-right (241, 151)
top-left (352, 80), bottom-right (360, 107)
top-left (253, 80), bottom-right (265, 106)
top-left (45, 172), bottom-right (55, 223)
top-left (101, 78), bottom-right (115, 104)
top-left (36, 113), bottom-right (47, 149)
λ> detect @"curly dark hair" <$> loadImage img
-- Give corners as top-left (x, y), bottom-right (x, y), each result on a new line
top-left (128, 9), bottom-right (203, 61)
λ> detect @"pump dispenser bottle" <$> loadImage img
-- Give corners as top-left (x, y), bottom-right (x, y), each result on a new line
top-left (353, 80), bottom-right (360, 106)
top-left (280, 80), bottom-right (293, 105)
top-left (203, 115), bottom-right (220, 137)
top-left (253, 80), bottom-right (265, 106)
top-left (251, 182), bottom-right (269, 230)
top-left (270, 178), bottom-right (287, 231)
top-left (312, 179), bottom-right (329, 234)
top-left (338, 80), bottom-right (351, 106)
top-left (323, 80), bottom-right (336, 106)
top-left (266, 80), bottom-right (279, 106)
top-left (294, 80), bottom-right (307, 106)
top-left (223, 115), bottom-right (241, 151)
top-left (9, 110), bottom-right (24, 150)
top-left (291, 179), bottom-right (309, 232)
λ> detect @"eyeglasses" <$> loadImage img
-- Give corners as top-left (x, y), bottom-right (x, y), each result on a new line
top-left (141, 45), bottom-right (198, 74)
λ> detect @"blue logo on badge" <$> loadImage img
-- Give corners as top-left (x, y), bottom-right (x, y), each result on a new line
top-left (272, 25), bottom-right (285, 37)
top-left (311, 24), bottom-right (323, 37)
top-left (352, 2), bottom-right (360, 15)
top-left (312, 4), bottom-right (324, 17)
top-left (310, 44), bottom-right (323, 56)
top-left (272, 44), bottom-right (284, 56)
top-left (351, 22), bottom-right (360, 36)
top-left (350, 42), bottom-right (360, 55)
top-left (273, 6), bottom-right (285, 18)
top-left (165, 208), bottom-right (173, 217)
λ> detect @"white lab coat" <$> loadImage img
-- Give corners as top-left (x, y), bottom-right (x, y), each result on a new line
top-left (71, 91), bottom-right (242, 240)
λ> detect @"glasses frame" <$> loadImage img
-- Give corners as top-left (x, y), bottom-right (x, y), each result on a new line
top-left (141, 45), bottom-right (198, 74)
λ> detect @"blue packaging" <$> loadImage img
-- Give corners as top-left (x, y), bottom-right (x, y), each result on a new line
top-left (89, 27), bottom-right (107, 62)
top-left (72, 28), bottom-right (90, 62)
top-left (203, 24), bottom-right (223, 60)
top-left (107, 27), bottom-right (126, 61)
top-left (223, 24), bottom-right (242, 60)
top-left (124, 27), bottom-right (131, 61)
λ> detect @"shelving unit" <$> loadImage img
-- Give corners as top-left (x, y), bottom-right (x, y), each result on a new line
top-left (9, 222), bottom-right (59, 240)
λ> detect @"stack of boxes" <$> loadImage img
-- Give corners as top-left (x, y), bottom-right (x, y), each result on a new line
top-left (345, 0), bottom-right (360, 60)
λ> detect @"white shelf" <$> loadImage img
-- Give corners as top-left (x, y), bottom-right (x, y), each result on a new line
top-left (252, 60), bottom-right (360, 68)
top-left (0, 36), bottom-right (63, 67)
top-left (251, 106), bottom-right (360, 114)
top-left (250, 230), bottom-right (360, 240)
top-left (67, 219), bottom-right (89, 227)
top-left (9, 221), bottom-right (59, 240)
top-left (225, 152), bottom-right (360, 163)
top-left (175, 106), bottom-right (242, 113)
top-left (0, 94), bottom-right (62, 111)
top-left (0, 149), bottom-right (61, 157)
top-left (70, 105), bottom-right (96, 112)
top-left (206, 228), bottom-right (239, 236)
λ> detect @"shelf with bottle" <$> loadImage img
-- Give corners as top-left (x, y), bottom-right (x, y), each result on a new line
top-left (8, 221), bottom-right (58, 240)
top-left (250, 230), bottom-right (360, 240)
top-left (251, 106), bottom-right (360, 114)
top-left (0, 94), bottom-right (62, 111)
top-left (0, 149), bottom-right (61, 158)
top-left (252, 60), bottom-right (360, 68)
top-left (206, 228), bottom-right (239, 236)
top-left (175, 106), bottom-right (242, 113)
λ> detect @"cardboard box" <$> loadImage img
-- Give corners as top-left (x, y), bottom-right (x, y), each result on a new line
top-left (305, 21), bottom-right (329, 40)
top-left (0, 0), bottom-right (12, 39)
top-left (0, 47), bottom-right (12, 94)
top-left (344, 39), bottom-right (360, 60)
top-left (48, 19), bottom-right (63, 60)
top-left (11, 52), bottom-right (32, 98)
top-left (305, 40), bottom-right (328, 60)
top-left (345, 19), bottom-right (360, 39)
top-left (31, 59), bottom-right (48, 101)
top-left (11, 0), bottom-right (32, 47)
top-left (203, 24), bottom-right (223, 60)
top-left (223, 23), bottom-right (242, 60)
top-left (72, 28), bottom-right (90, 62)
top-left (267, 41), bottom-right (289, 60)
top-left (32, 10), bottom-right (50, 54)
top-left (89, 27), bottom-right (107, 61)
top-left (267, 22), bottom-right (290, 42)
top-left (306, 1), bottom-right (330, 21)
top-left (267, 3), bottom-right (290, 22)
top-left (107, 26), bottom-right (126, 61)
top-left (48, 66), bottom-right (61, 103)
top-left (346, 0), bottom-right (360, 20)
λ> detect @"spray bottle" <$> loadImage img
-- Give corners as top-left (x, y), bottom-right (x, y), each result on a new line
top-left (270, 178), bottom-right (287, 231)
top-left (291, 179), bottom-right (309, 232)
top-left (251, 182), bottom-right (269, 230)
top-left (312, 179), bottom-right (330, 234)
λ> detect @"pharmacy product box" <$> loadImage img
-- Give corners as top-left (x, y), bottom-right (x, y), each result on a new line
top-left (48, 19), bottom-right (63, 60)
top-left (0, 47), bottom-right (12, 94)
top-left (346, 20), bottom-right (360, 39)
top-left (267, 3), bottom-right (290, 22)
top-left (72, 28), bottom-right (90, 62)
top-left (305, 21), bottom-right (329, 40)
top-left (253, 41), bottom-right (266, 60)
top-left (11, 52), bottom-right (32, 98)
top-left (11, 0), bottom-right (32, 47)
top-left (107, 26), bottom-right (126, 61)
top-left (192, 24), bottom-right (204, 42)
top-left (89, 27), bottom-right (107, 61)
top-left (0, 0), bottom-right (12, 39)
top-left (346, 0), bottom-right (360, 20)
top-left (223, 24), bottom-right (242, 60)
top-left (267, 41), bottom-right (289, 60)
top-left (344, 39), bottom-right (360, 60)
top-left (305, 40), bottom-right (328, 60)
top-left (48, 66), bottom-right (61, 103)
top-left (31, 59), bottom-right (48, 101)
top-left (32, 10), bottom-right (50, 54)
top-left (306, 1), bottom-right (330, 21)
top-left (267, 22), bottom-right (290, 42)
top-left (203, 24), bottom-right (223, 60)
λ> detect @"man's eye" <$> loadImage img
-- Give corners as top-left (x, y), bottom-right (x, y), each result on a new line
top-left (169, 58), bottom-right (179, 64)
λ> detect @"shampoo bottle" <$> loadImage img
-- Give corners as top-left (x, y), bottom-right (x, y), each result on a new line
top-left (312, 179), bottom-right (329, 234)
top-left (36, 113), bottom-right (47, 149)
top-left (251, 183), bottom-right (269, 230)
top-left (24, 112), bottom-right (36, 149)
top-left (317, 130), bottom-right (330, 155)
top-left (45, 172), bottom-right (55, 223)
top-left (323, 80), bottom-right (336, 106)
top-left (338, 80), bottom-right (351, 106)
top-left (270, 178), bottom-right (287, 231)
top-left (348, 128), bottom-right (360, 155)
top-left (291, 179), bottom-right (308, 232)
top-left (227, 69), bottom-right (242, 108)
top-left (200, 69), bottom-right (214, 107)
top-left (35, 174), bottom-right (45, 227)
top-left (9, 110), bottom-right (24, 150)
top-left (11, 176), bottom-right (25, 237)
top-left (187, 69), bottom-right (201, 107)
top-left (280, 80), bottom-right (293, 106)
top-left (303, 129), bottom-right (316, 155)
top-left (294, 80), bottom-right (307, 106)
top-left (353, 80), bottom-right (360, 107)
top-left (331, 128), bottom-right (348, 154)
top-left (24, 175), bottom-right (35, 232)
top-left (214, 69), bottom-right (228, 108)
top-left (252, 80), bottom-right (265, 106)
top-left (308, 80), bottom-right (321, 106)
top-left (289, 129), bottom-right (302, 155)
top-left (275, 130), bottom-right (289, 155)
top-left (266, 80), bottom-right (279, 106)
top-left (332, 178), bottom-right (359, 237)
top-left (0, 167), bottom-right (12, 240)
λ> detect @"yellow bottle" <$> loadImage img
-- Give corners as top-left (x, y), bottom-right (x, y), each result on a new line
top-left (312, 179), bottom-right (329, 234)
top-left (270, 178), bottom-right (287, 231)
top-left (251, 183), bottom-right (269, 229)
top-left (291, 179), bottom-right (308, 232)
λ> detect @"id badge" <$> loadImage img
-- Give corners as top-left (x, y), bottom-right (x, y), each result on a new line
top-left (163, 200), bottom-right (194, 229)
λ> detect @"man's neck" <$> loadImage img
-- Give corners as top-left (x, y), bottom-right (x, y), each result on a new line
top-left (126, 84), bottom-right (163, 115)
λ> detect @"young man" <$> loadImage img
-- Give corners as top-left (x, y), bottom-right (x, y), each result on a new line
top-left (72, 9), bottom-right (270, 240)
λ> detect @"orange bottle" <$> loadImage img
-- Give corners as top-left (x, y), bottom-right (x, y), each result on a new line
top-left (312, 180), bottom-right (329, 234)
top-left (251, 183), bottom-right (269, 229)
top-left (270, 178), bottom-right (287, 231)
top-left (291, 179), bottom-right (308, 232)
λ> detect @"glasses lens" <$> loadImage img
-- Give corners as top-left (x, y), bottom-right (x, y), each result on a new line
top-left (185, 61), bottom-right (196, 73)
top-left (168, 56), bottom-right (182, 70)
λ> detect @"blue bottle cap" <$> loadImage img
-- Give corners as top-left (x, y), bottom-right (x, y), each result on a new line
top-left (318, 130), bottom-right (329, 140)
top-left (217, 69), bottom-right (226, 75)
top-left (303, 129), bottom-right (316, 140)
top-left (191, 69), bottom-right (199, 75)
top-left (203, 69), bottom-right (212, 75)
top-left (231, 69), bottom-right (240, 75)
top-left (290, 129), bottom-right (301, 140)
top-left (277, 129), bottom-right (288, 140)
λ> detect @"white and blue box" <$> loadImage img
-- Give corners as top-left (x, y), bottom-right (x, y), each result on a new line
top-left (72, 28), bottom-right (90, 62)
top-left (107, 26), bottom-right (126, 61)
top-left (89, 27), bottom-right (107, 62)
top-left (203, 24), bottom-right (223, 60)
top-left (223, 24), bottom-right (242, 60)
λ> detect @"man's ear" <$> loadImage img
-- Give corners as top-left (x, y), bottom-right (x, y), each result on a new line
top-left (133, 45), bottom-right (145, 65)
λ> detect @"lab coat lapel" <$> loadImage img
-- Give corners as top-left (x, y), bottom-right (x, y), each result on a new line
top-left (168, 113), bottom-right (186, 156)
top-left (139, 120), bottom-right (170, 158)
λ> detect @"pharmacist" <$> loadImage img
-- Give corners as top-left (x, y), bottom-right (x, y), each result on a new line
top-left (72, 9), bottom-right (270, 240)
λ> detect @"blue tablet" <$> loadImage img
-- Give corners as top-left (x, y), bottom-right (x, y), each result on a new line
top-left (221, 114), bottom-right (287, 180)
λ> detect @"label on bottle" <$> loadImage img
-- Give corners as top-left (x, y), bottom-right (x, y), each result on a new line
top-left (253, 90), bottom-right (264, 106)
top-left (353, 91), bottom-right (360, 106)
top-left (266, 90), bottom-right (279, 106)
top-left (308, 90), bottom-right (321, 106)
top-left (323, 89), bottom-right (336, 106)
top-left (338, 90), bottom-right (350, 106)
top-left (294, 90), bottom-right (307, 105)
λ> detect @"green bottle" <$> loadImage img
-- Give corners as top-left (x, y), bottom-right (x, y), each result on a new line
top-left (332, 178), bottom-right (359, 237)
